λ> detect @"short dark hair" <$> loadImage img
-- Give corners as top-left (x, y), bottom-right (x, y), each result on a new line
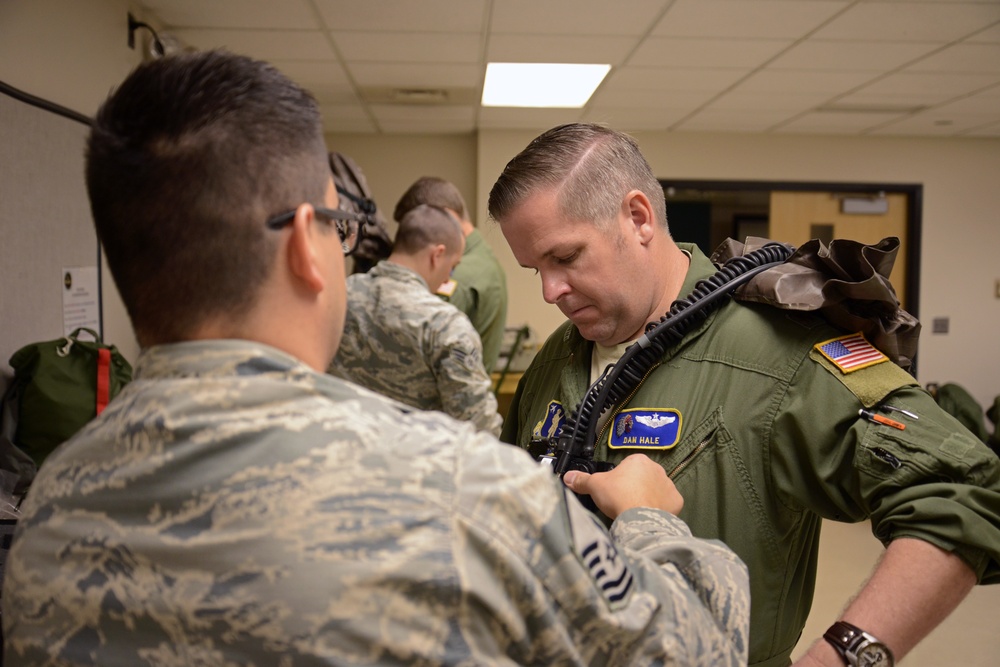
top-left (393, 176), bottom-right (469, 225)
top-left (86, 50), bottom-right (330, 346)
top-left (488, 123), bottom-right (667, 231)
top-left (392, 205), bottom-right (463, 256)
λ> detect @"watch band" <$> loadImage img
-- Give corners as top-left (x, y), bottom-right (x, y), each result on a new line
top-left (823, 621), bottom-right (895, 667)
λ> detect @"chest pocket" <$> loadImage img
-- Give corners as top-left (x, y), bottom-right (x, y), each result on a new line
top-left (605, 408), bottom-right (782, 568)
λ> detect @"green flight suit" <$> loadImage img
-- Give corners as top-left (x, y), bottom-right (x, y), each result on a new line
top-left (501, 244), bottom-right (1000, 667)
top-left (437, 229), bottom-right (508, 373)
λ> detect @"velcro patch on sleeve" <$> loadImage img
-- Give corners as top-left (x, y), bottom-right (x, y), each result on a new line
top-left (814, 333), bottom-right (887, 373)
top-left (566, 488), bottom-right (634, 611)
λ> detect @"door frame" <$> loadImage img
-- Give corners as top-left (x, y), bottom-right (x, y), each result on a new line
top-left (658, 179), bottom-right (923, 318)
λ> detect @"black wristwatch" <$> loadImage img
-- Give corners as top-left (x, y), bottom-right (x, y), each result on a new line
top-left (823, 621), bottom-right (894, 667)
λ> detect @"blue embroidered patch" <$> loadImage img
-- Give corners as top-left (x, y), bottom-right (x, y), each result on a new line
top-left (608, 409), bottom-right (681, 450)
top-left (532, 401), bottom-right (565, 441)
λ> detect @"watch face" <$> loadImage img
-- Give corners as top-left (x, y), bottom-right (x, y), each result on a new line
top-left (857, 642), bottom-right (893, 667)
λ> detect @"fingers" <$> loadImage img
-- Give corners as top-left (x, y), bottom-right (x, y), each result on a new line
top-left (561, 454), bottom-right (683, 519)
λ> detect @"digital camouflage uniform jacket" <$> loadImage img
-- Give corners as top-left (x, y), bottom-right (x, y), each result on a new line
top-left (331, 260), bottom-right (502, 435)
top-left (501, 244), bottom-right (1000, 667)
top-left (435, 229), bottom-right (508, 374)
top-left (3, 340), bottom-right (750, 666)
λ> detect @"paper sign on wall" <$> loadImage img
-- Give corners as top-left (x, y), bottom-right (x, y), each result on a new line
top-left (62, 266), bottom-right (100, 337)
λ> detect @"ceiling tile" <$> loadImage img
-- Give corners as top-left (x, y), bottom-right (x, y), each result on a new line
top-left (605, 66), bottom-right (751, 93)
top-left (651, 0), bottom-right (850, 39)
top-left (775, 110), bottom-right (909, 133)
top-left (735, 69), bottom-right (878, 94)
top-left (871, 110), bottom-right (1000, 137)
top-left (333, 31), bottom-right (481, 64)
top-left (581, 106), bottom-right (686, 131)
top-left (961, 121), bottom-right (1000, 137)
top-left (968, 23), bottom-right (1000, 43)
top-left (370, 105), bottom-right (475, 122)
top-left (904, 43), bottom-right (1000, 74)
top-left (320, 105), bottom-right (376, 133)
top-left (813, 2), bottom-right (1000, 42)
top-left (486, 34), bottom-right (636, 65)
top-left (707, 90), bottom-right (832, 113)
top-left (273, 61), bottom-right (352, 88)
top-left (171, 28), bottom-right (336, 61)
top-left (768, 40), bottom-right (941, 71)
top-left (478, 107), bottom-right (584, 129)
top-left (589, 87), bottom-right (717, 110)
top-left (852, 71), bottom-right (1000, 103)
top-left (139, 0), bottom-right (317, 29)
top-left (630, 37), bottom-right (793, 69)
top-left (378, 120), bottom-right (477, 134)
top-left (675, 108), bottom-right (796, 132)
top-left (313, 0), bottom-right (487, 32)
top-left (135, 0), bottom-right (1000, 137)
top-left (347, 63), bottom-right (481, 88)
top-left (490, 0), bottom-right (671, 36)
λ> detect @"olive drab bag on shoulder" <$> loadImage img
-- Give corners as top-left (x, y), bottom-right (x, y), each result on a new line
top-left (5, 327), bottom-right (132, 468)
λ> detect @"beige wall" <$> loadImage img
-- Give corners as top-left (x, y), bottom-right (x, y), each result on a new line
top-left (3, 0), bottom-right (998, 410)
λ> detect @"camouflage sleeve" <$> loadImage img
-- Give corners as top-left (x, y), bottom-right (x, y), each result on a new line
top-left (610, 506), bottom-right (751, 657)
top-left (455, 442), bottom-right (750, 666)
top-left (430, 312), bottom-right (503, 436)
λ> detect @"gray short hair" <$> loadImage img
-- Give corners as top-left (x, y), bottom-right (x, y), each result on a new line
top-left (488, 123), bottom-right (667, 230)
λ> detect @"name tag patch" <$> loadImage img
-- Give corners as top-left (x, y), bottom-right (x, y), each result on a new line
top-left (608, 409), bottom-right (681, 450)
top-left (435, 278), bottom-right (458, 298)
top-left (814, 332), bottom-right (887, 374)
top-left (532, 400), bottom-right (565, 441)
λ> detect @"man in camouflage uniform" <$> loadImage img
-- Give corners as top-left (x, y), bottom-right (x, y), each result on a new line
top-left (2, 51), bottom-right (751, 666)
top-left (394, 177), bottom-right (509, 373)
top-left (329, 204), bottom-right (502, 435)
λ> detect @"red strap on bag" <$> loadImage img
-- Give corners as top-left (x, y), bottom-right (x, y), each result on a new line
top-left (96, 347), bottom-right (111, 415)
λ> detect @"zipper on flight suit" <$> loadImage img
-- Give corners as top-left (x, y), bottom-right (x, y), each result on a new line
top-left (668, 438), bottom-right (711, 479)
top-left (870, 446), bottom-right (902, 470)
top-left (592, 361), bottom-right (713, 480)
top-left (594, 362), bottom-right (663, 447)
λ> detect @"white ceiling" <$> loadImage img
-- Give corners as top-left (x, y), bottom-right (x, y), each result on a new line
top-left (136, 0), bottom-right (1000, 138)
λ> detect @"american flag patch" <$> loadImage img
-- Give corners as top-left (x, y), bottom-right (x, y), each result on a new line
top-left (815, 333), bottom-right (888, 373)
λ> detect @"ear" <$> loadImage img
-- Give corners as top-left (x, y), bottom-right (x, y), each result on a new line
top-left (624, 190), bottom-right (657, 246)
top-left (285, 204), bottom-right (326, 294)
top-left (428, 243), bottom-right (447, 269)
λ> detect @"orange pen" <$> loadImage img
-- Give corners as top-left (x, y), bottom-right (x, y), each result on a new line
top-left (859, 409), bottom-right (906, 431)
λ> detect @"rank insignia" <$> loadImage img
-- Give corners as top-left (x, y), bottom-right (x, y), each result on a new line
top-left (532, 401), bottom-right (565, 441)
top-left (566, 491), bottom-right (634, 610)
top-left (608, 409), bottom-right (681, 450)
top-left (814, 332), bottom-right (887, 373)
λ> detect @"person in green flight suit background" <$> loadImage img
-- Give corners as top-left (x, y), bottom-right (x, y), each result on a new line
top-left (394, 176), bottom-right (508, 373)
top-left (487, 122), bottom-right (1000, 667)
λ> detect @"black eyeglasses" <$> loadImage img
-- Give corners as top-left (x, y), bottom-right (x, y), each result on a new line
top-left (266, 206), bottom-right (368, 255)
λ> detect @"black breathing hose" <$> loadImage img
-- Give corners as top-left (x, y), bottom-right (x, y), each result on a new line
top-left (553, 241), bottom-right (794, 474)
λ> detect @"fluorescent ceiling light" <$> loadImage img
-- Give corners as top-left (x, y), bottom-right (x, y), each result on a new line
top-left (482, 63), bottom-right (611, 108)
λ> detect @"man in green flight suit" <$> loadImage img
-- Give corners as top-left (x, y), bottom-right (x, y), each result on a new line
top-left (394, 176), bottom-right (508, 373)
top-left (488, 123), bottom-right (1000, 667)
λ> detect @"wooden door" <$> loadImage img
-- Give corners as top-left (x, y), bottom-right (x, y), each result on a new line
top-left (769, 191), bottom-right (909, 308)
